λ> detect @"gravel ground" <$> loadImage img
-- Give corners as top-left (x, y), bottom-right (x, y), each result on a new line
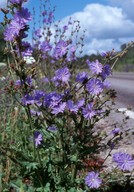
top-left (96, 107), bottom-right (134, 171)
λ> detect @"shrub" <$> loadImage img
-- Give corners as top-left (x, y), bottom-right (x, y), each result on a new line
top-left (0, 0), bottom-right (134, 191)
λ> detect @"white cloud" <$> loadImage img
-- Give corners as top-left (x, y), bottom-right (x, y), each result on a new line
top-left (110, 0), bottom-right (134, 21)
top-left (82, 38), bottom-right (119, 55)
top-left (57, 3), bottom-right (134, 55)
top-left (82, 37), bottom-right (134, 55)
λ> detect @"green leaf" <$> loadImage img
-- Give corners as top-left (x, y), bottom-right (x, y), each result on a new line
top-left (17, 160), bottom-right (39, 171)
top-left (67, 188), bottom-right (76, 192)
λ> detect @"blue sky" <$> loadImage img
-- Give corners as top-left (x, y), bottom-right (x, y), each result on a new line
top-left (0, 0), bottom-right (134, 55)
top-left (46, 0), bottom-right (109, 20)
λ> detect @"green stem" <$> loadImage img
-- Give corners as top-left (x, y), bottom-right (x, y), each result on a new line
top-left (71, 163), bottom-right (77, 183)
top-left (25, 106), bottom-right (36, 160)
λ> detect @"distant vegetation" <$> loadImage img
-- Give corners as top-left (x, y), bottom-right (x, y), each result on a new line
top-left (116, 43), bottom-right (134, 71)
top-left (78, 43), bottom-right (134, 72)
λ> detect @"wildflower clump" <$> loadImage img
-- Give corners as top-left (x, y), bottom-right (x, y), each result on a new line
top-left (0, 0), bottom-right (134, 191)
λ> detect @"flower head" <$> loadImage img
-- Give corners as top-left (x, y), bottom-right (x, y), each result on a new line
top-left (82, 103), bottom-right (96, 119)
top-left (76, 72), bottom-right (88, 83)
top-left (44, 92), bottom-right (62, 108)
top-left (33, 90), bottom-right (45, 106)
top-left (52, 67), bottom-right (70, 85)
top-left (30, 110), bottom-right (42, 117)
top-left (34, 29), bottom-right (42, 38)
top-left (54, 40), bottom-right (68, 58)
top-left (21, 94), bottom-right (34, 105)
top-left (51, 102), bottom-right (66, 115)
top-left (100, 64), bottom-right (111, 80)
top-left (21, 90), bottom-right (45, 106)
top-left (67, 100), bottom-right (79, 114)
top-left (111, 128), bottom-right (120, 135)
top-left (63, 25), bottom-right (68, 31)
top-left (21, 41), bottom-right (33, 57)
top-left (14, 8), bottom-right (32, 25)
top-left (34, 131), bottom-right (43, 147)
top-left (40, 41), bottom-right (52, 53)
top-left (100, 51), bottom-right (115, 58)
top-left (76, 98), bottom-right (85, 109)
top-left (15, 76), bottom-right (33, 87)
top-left (44, 92), bottom-right (66, 114)
top-left (85, 171), bottom-right (102, 189)
top-left (103, 80), bottom-right (111, 89)
top-left (101, 52), bottom-right (107, 57)
top-left (86, 78), bottom-right (103, 95)
top-left (48, 125), bottom-right (57, 132)
top-left (113, 152), bottom-right (134, 171)
top-left (88, 60), bottom-right (103, 75)
top-left (4, 19), bottom-right (25, 41)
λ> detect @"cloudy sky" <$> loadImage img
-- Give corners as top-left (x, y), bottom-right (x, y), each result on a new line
top-left (0, 0), bottom-right (134, 55)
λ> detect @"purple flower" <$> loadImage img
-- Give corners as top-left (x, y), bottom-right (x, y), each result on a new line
top-left (42, 10), bottom-right (47, 16)
top-left (14, 8), bottom-right (32, 25)
top-left (54, 40), bottom-right (68, 58)
top-left (67, 45), bottom-right (76, 61)
top-left (67, 100), bottom-right (78, 114)
top-left (34, 90), bottom-right (45, 99)
top-left (40, 41), bottom-right (52, 53)
top-left (42, 11), bottom-right (53, 24)
top-left (103, 80), bottom-right (111, 89)
top-left (76, 98), bottom-right (85, 109)
top-left (111, 128), bottom-right (120, 135)
top-left (101, 51), bottom-right (115, 58)
top-left (33, 90), bottom-right (45, 106)
top-left (70, 45), bottom-right (76, 53)
top-left (44, 92), bottom-right (62, 108)
top-left (86, 78), bottom-right (103, 95)
top-left (100, 64), bottom-right (111, 80)
top-left (26, 76), bottom-right (33, 86)
top-left (63, 25), bottom-right (68, 31)
top-left (21, 90), bottom-right (45, 106)
top-left (44, 92), bottom-right (66, 114)
top-left (52, 67), bottom-right (70, 85)
top-left (4, 7), bottom-right (31, 42)
top-left (88, 60), bottom-right (103, 75)
top-left (51, 102), bottom-right (66, 115)
top-left (76, 72), bottom-right (88, 83)
top-left (113, 152), bottom-right (134, 171)
top-left (101, 52), bottom-right (107, 57)
top-left (30, 110), bottom-right (42, 117)
top-left (82, 103), bottom-right (96, 119)
top-left (34, 29), bottom-right (42, 38)
top-left (21, 41), bottom-right (33, 57)
top-left (34, 131), bottom-right (43, 147)
top-left (15, 79), bottom-right (22, 86)
top-left (15, 77), bottom-right (33, 87)
top-left (4, 20), bottom-right (25, 41)
top-left (48, 125), bottom-right (57, 132)
top-left (85, 171), bottom-right (102, 189)
top-left (21, 94), bottom-right (34, 105)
